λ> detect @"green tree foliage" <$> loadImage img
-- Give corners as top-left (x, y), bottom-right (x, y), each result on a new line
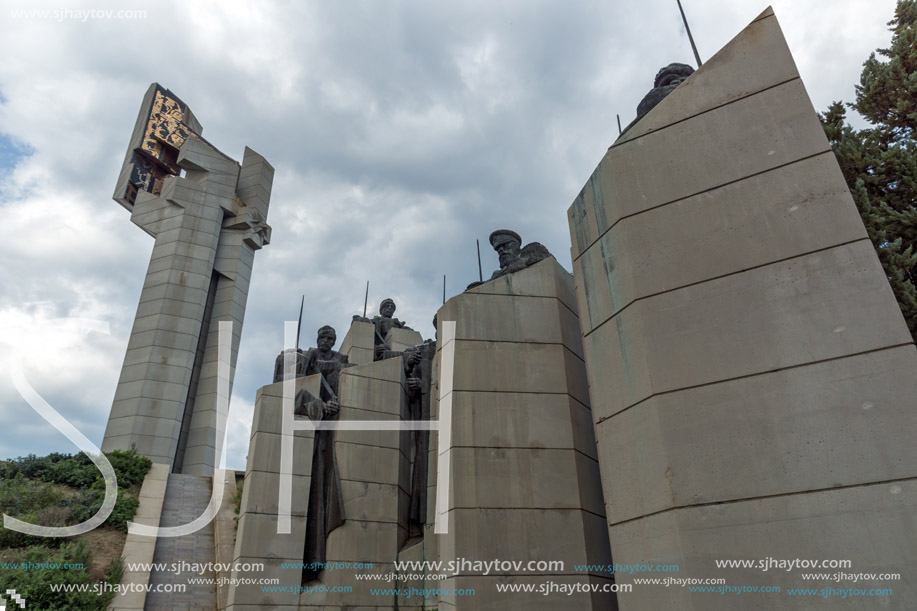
top-left (821, 0), bottom-right (917, 341)
top-left (0, 449), bottom-right (151, 489)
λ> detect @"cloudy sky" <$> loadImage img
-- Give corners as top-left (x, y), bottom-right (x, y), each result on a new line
top-left (0, 0), bottom-right (899, 470)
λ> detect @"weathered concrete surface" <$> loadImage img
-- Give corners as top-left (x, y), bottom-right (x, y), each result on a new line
top-left (434, 258), bottom-right (616, 610)
top-left (340, 320), bottom-right (375, 365)
top-left (572, 152), bottom-right (868, 332)
top-left (609, 480), bottom-right (917, 609)
top-left (386, 327), bottom-right (424, 352)
top-left (103, 89), bottom-right (273, 477)
top-left (568, 9), bottom-right (917, 611)
top-left (584, 240), bottom-right (909, 422)
top-left (448, 392), bottom-right (597, 460)
top-left (227, 377), bottom-right (318, 610)
top-left (108, 463), bottom-right (169, 611)
top-left (181, 147), bottom-right (274, 476)
top-left (214, 470), bottom-right (243, 610)
top-left (145, 472), bottom-right (217, 610)
top-left (599, 345), bottom-right (917, 523)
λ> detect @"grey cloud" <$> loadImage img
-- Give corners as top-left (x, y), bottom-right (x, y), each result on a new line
top-left (0, 0), bottom-right (900, 467)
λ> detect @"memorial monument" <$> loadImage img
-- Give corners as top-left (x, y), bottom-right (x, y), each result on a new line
top-left (229, 318), bottom-right (421, 608)
top-left (101, 83), bottom-right (273, 476)
top-left (435, 235), bottom-right (615, 610)
top-left (569, 7), bottom-right (917, 609)
top-left (106, 8), bottom-right (917, 610)
top-left (227, 239), bottom-right (614, 610)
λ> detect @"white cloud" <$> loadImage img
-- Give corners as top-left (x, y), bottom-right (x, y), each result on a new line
top-left (0, 0), bottom-right (901, 469)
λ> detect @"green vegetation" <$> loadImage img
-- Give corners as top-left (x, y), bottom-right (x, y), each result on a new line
top-left (0, 449), bottom-right (151, 548)
top-left (0, 449), bottom-right (152, 489)
top-left (0, 449), bottom-right (151, 609)
top-left (820, 0), bottom-right (917, 341)
top-left (0, 542), bottom-right (123, 611)
top-left (230, 477), bottom-right (244, 529)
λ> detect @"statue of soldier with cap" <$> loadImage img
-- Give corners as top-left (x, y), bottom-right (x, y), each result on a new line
top-left (467, 229), bottom-right (552, 289)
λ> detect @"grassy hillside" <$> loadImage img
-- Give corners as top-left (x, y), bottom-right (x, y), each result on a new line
top-left (0, 449), bottom-right (151, 610)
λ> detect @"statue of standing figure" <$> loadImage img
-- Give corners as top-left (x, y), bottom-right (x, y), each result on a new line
top-left (402, 315), bottom-right (437, 535)
top-left (272, 325), bottom-right (353, 583)
top-left (353, 298), bottom-right (414, 360)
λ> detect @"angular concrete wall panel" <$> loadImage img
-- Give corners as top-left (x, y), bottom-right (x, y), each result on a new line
top-left (586, 240), bottom-right (911, 421)
top-left (435, 259), bottom-right (615, 610)
top-left (569, 10), bottom-right (917, 610)
top-left (573, 152), bottom-right (868, 333)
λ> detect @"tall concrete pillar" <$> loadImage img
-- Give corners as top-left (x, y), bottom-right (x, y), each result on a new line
top-left (102, 84), bottom-right (273, 476)
top-left (434, 258), bottom-right (616, 610)
top-left (569, 9), bottom-right (917, 609)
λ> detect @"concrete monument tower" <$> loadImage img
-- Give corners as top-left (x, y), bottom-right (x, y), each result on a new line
top-left (101, 84), bottom-right (273, 476)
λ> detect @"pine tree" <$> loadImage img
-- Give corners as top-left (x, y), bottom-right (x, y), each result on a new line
top-left (821, 0), bottom-right (917, 341)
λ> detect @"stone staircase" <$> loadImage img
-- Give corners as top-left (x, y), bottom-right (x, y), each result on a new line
top-left (145, 473), bottom-right (216, 610)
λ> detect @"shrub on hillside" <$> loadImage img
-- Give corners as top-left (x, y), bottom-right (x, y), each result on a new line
top-left (0, 542), bottom-right (122, 610)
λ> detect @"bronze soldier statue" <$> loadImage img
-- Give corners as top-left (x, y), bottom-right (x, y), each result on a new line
top-left (353, 298), bottom-right (415, 360)
top-left (273, 326), bottom-right (353, 583)
top-left (403, 316), bottom-right (437, 535)
top-left (467, 229), bottom-right (552, 290)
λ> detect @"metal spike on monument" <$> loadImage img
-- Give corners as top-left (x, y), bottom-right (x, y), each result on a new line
top-left (363, 280), bottom-right (369, 318)
top-left (295, 295), bottom-right (304, 351)
top-left (476, 239), bottom-right (483, 282)
top-left (676, 0), bottom-right (703, 67)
